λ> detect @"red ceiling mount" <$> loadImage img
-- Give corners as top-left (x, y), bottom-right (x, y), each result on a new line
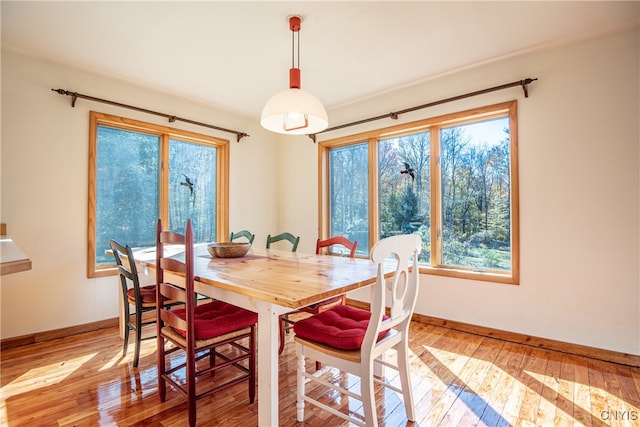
top-left (288, 15), bottom-right (303, 90)
top-left (289, 15), bottom-right (301, 32)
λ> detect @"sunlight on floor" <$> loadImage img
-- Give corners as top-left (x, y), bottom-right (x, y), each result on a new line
top-left (0, 353), bottom-right (97, 426)
top-left (1, 353), bottom-right (97, 397)
top-left (526, 369), bottom-right (640, 425)
top-left (422, 344), bottom-right (531, 425)
top-left (420, 344), bottom-right (640, 426)
top-left (99, 351), bottom-right (126, 371)
top-left (98, 341), bottom-right (155, 371)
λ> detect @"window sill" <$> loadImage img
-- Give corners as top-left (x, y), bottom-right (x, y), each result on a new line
top-left (418, 265), bottom-right (519, 285)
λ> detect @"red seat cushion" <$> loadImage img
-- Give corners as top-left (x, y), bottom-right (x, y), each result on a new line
top-left (127, 284), bottom-right (157, 304)
top-left (293, 304), bottom-right (390, 350)
top-left (171, 301), bottom-right (258, 340)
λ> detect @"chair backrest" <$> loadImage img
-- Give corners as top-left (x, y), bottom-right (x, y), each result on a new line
top-left (229, 229), bottom-right (255, 244)
top-left (364, 234), bottom-right (421, 355)
top-left (266, 232), bottom-right (300, 252)
top-left (316, 236), bottom-right (358, 258)
top-left (156, 219), bottom-right (196, 346)
top-left (109, 239), bottom-right (142, 305)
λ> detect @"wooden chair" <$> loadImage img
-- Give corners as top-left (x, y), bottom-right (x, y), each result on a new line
top-left (294, 234), bottom-right (421, 427)
top-left (315, 236), bottom-right (358, 258)
top-left (229, 229), bottom-right (255, 244)
top-left (156, 219), bottom-right (257, 427)
top-left (266, 231), bottom-right (300, 252)
top-left (279, 236), bottom-right (358, 356)
top-left (110, 239), bottom-right (173, 368)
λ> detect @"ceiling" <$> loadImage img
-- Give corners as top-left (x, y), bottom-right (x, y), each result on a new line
top-left (2, 1), bottom-right (639, 120)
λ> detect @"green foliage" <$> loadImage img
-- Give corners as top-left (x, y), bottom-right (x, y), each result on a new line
top-left (329, 116), bottom-right (512, 271)
top-left (392, 183), bottom-right (422, 233)
top-left (329, 143), bottom-right (370, 252)
top-left (95, 126), bottom-right (218, 265)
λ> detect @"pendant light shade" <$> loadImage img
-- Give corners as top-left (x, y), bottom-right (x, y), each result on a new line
top-left (261, 15), bottom-right (328, 135)
top-left (261, 88), bottom-right (328, 135)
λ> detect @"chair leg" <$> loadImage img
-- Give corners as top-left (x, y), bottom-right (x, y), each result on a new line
top-left (209, 347), bottom-right (216, 377)
top-left (249, 324), bottom-right (256, 403)
top-left (296, 347), bottom-right (306, 422)
top-left (361, 365), bottom-right (378, 427)
top-left (122, 305), bottom-right (130, 358)
top-left (278, 315), bottom-right (287, 354)
top-left (398, 340), bottom-right (416, 421)
top-left (133, 309), bottom-right (142, 367)
top-left (157, 335), bottom-right (166, 402)
top-left (187, 347), bottom-right (197, 427)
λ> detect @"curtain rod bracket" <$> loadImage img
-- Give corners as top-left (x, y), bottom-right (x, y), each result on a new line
top-left (51, 88), bottom-right (249, 142)
top-left (390, 112), bottom-right (399, 120)
top-left (521, 78), bottom-right (538, 98)
top-left (307, 134), bottom-right (317, 143)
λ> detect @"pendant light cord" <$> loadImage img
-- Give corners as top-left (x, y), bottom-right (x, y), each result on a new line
top-left (291, 25), bottom-right (300, 69)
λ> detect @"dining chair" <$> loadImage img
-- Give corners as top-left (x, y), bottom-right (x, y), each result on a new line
top-left (315, 235), bottom-right (358, 258)
top-left (293, 233), bottom-right (421, 427)
top-left (229, 229), bottom-right (255, 244)
top-left (109, 239), bottom-right (170, 368)
top-left (266, 231), bottom-right (300, 252)
top-left (156, 219), bottom-right (257, 427)
top-left (279, 236), bottom-right (358, 356)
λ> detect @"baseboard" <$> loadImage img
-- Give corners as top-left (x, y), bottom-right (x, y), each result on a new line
top-left (1, 318), bottom-right (118, 351)
top-left (4, 305), bottom-right (639, 368)
top-left (346, 299), bottom-right (640, 368)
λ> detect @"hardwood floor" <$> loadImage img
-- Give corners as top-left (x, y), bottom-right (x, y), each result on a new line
top-left (1, 321), bottom-right (639, 426)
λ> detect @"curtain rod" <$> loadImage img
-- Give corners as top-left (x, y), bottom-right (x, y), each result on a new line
top-left (51, 88), bottom-right (250, 142)
top-left (308, 77), bottom-right (537, 142)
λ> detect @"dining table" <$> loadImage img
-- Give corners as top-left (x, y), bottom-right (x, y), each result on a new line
top-left (130, 244), bottom-right (390, 426)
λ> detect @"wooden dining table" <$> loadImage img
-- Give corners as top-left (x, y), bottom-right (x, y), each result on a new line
top-left (131, 244), bottom-right (388, 426)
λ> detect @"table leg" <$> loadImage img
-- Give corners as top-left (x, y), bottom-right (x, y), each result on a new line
top-left (257, 302), bottom-right (280, 426)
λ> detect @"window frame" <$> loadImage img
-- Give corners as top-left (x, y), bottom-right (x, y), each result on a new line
top-left (88, 111), bottom-right (229, 278)
top-left (318, 101), bottom-right (519, 285)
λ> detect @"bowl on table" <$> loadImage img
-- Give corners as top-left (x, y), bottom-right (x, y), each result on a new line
top-left (207, 242), bottom-right (251, 258)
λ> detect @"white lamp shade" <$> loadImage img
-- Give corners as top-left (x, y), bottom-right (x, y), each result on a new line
top-left (260, 88), bottom-right (328, 135)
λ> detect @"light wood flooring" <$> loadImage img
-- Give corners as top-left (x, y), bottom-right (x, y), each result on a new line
top-left (1, 321), bottom-right (639, 426)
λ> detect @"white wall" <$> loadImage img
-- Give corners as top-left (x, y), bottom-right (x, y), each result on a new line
top-left (277, 29), bottom-right (640, 356)
top-left (2, 29), bottom-right (638, 357)
top-left (0, 51), bottom-right (278, 338)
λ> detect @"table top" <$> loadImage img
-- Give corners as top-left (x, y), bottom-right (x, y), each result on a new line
top-left (134, 245), bottom-right (388, 309)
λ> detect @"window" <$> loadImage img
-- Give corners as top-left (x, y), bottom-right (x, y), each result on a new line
top-left (319, 101), bottom-right (519, 284)
top-left (88, 112), bottom-right (229, 278)
top-left (328, 143), bottom-right (369, 254)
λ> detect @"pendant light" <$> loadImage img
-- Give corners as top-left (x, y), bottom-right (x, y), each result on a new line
top-left (260, 15), bottom-right (328, 135)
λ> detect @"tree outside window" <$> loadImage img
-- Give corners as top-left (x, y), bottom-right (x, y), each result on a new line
top-left (88, 112), bottom-right (229, 278)
top-left (320, 101), bottom-right (519, 284)
top-left (328, 143), bottom-right (369, 254)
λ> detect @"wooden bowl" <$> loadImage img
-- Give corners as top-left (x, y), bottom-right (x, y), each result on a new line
top-left (207, 242), bottom-right (251, 258)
